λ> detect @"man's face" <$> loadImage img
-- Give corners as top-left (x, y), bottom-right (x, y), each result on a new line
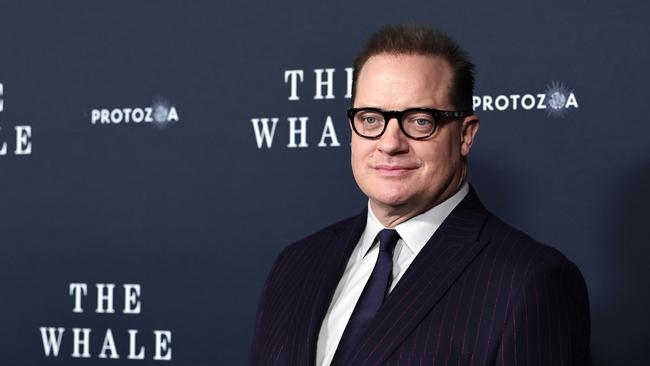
top-left (351, 54), bottom-right (477, 220)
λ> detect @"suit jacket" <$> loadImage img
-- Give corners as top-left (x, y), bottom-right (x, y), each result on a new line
top-left (250, 189), bottom-right (592, 365)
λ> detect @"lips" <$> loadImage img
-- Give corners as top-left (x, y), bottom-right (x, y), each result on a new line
top-left (373, 164), bottom-right (418, 176)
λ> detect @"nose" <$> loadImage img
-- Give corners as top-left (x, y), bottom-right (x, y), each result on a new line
top-left (377, 118), bottom-right (409, 155)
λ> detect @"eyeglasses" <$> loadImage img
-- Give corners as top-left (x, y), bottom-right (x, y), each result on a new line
top-left (347, 107), bottom-right (472, 140)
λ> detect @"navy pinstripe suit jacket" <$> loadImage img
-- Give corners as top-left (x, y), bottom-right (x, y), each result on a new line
top-left (250, 189), bottom-right (592, 365)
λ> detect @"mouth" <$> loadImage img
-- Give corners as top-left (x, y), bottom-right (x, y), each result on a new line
top-left (373, 164), bottom-right (418, 176)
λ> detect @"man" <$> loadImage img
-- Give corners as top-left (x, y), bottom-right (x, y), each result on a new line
top-left (250, 24), bottom-right (591, 366)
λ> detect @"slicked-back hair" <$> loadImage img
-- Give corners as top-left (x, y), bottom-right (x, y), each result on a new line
top-left (351, 24), bottom-right (475, 111)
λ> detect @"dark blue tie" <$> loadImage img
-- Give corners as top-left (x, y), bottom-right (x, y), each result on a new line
top-left (333, 229), bottom-right (400, 363)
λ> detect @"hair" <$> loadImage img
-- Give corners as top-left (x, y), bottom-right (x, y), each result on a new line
top-left (351, 24), bottom-right (475, 111)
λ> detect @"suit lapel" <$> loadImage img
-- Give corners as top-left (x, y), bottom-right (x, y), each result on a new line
top-left (289, 210), bottom-right (367, 365)
top-left (339, 188), bottom-right (491, 366)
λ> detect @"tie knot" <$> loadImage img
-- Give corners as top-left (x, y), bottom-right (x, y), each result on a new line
top-left (377, 229), bottom-right (400, 253)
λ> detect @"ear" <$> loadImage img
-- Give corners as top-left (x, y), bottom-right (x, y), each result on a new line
top-left (460, 116), bottom-right (480, 157)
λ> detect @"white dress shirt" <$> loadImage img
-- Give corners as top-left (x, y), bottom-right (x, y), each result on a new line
top-left (315, 183), bottom-right (469, 366)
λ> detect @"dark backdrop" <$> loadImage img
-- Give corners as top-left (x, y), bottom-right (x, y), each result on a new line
top-left (1, 1), bottom-right (648, 365)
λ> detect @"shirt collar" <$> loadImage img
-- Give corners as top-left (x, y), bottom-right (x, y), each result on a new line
top-left (360, 183), bottom-right (469, 258)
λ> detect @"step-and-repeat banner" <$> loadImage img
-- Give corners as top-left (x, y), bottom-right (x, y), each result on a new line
top-left (1, 1), bottom-right (648, 365)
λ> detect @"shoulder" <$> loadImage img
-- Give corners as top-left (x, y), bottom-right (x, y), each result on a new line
top-left (480, 212), bottom-right (588, 297)
top-left (483, 218), bottom-right (592, 364)
top-left (485, 213), bottom-right (576, 261)
top-left (264, 210), bottom-right (366, 273)
top-left (273, 213), bottom-right (362, 267)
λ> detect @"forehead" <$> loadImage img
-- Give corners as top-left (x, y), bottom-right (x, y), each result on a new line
top-left (355, 53), bottom-right (454, 110)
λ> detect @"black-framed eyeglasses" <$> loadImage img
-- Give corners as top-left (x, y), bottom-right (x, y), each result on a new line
top-left (347, 107), bottom-right (473, 140)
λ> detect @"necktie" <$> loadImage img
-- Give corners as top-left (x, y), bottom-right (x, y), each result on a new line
top-left (333, 229), bottom-right (400, 363)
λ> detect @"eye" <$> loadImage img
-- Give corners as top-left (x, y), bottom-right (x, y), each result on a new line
top-left (414, 118), bottom-right (432, 126)
top-left (403, 111), bottom-right (436, 137)
top-left (405, 115), bottom-right (433, 128)
top-left (356, 111), bottom-right (384, 129)
top-left (364, 116), bottom-right (378, 124)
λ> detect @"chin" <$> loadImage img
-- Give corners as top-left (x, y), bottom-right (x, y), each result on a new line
top-left (369, 189), bottom-right (413, 209)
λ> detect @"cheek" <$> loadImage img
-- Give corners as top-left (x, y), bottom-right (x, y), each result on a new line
top-left (350, 142), bottom-right (367, 181)
top-left (350, 142), bottom-right (360, 169)
top-left (351, 139), bottom-right (372, 167)
top-left (418, 145), bottom-right (456, 178)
